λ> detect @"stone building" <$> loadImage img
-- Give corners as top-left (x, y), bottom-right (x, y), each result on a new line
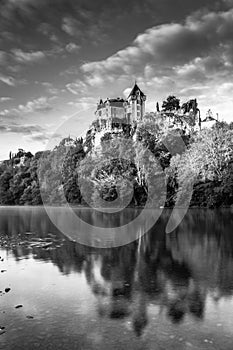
top-left (95, 82), bottom-right (146, 128)
top-left (201, 110), bottom-right (218, 129)
top-left (89, 83), bottom-right (203, 151)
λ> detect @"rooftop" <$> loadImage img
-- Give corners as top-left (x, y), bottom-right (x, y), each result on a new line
top-left (128, 82), bottom-right (145, 98)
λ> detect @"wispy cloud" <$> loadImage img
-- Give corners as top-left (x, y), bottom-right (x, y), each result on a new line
top-left (0, 97), bottom-right (13, 102)
top-left (0, 97), bottom-right (53, 122)
top-left (0, 108), bottom-right (19, 120)
top-left (62, 17), bottom-right (81, 36)
top-left (67, 96), bottom-right (97, 110)
top-left (65, 42), bottom-right (80, 53)
top-left (61, 14), bottom-right (108, 44)
top-left (11, 49), bottom-right (46, 64)
top-left (10, 43), bottom-right (80, 68)
top-left (18, 97), bottom-right (53, 113)
top-left (0, 121), bottom-right (62, 145)
top-left (66, 80), bottom-right (88, 95)
top-left (0, 123), bottom-right (44, 135)
top-left (27, 131), bottom-right (61, 143)
top-left (0, 74), bottom-right (16, 86)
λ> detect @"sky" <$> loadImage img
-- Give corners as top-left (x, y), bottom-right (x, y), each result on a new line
top-left (0, 0), bottom-right (233, 159)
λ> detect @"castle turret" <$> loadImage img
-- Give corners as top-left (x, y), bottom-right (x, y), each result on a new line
top-left (127, 83), bottom-right (146, 121)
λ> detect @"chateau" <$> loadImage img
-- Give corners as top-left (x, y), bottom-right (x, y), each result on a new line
top-left (95, 83), bottom-right (146, 127)
top-left (92, 82), bottom-right (201, 138)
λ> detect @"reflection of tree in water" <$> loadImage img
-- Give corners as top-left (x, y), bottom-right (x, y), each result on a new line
top-left (132, 224), bottom-right (205, 332)
top-left (0, 208), bottom-right (233, 336)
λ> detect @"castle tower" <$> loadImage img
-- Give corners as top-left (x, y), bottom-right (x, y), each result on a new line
top-left (127, 83), bottom-right (146, 122)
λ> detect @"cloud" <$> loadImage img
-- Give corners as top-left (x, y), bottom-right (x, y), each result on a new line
top-left (37, 22), bottom-right (60, 43)
top-left (223, 0), bottom-right (233, 6)
top-left (0, 97), bottom-right (13, 102)
top-left (73, 7), bottom-right (233, 122)
top-left (61, 14), bottom-right (108, 44)
top-left (217, 82), bottom-right (233, 95)
top-left (80, 8), bottom-right (233, 84)
top-left (0, 74), bottom-right (27, 86)
top-left (0, 119), bottom-right (62, 145)
top-left (25, 132), bottom-right (61, 143)
top-left (65, 42), bottom-right (80, 53)
top-left (67, 96), bottom-right (97, 110)
top-left (0, 74), bottom-right (16, 86)
top-left (0, 51), bottom-right (7, 65)
top-left (38, 22), bottom-right (53, 35)
top-left (11, 49), bottom-right (46, 63)
top-left (60, 66), bottom-right (80, 76)
top-left (62, 17), bottom-right (81, 36)
top-left (0, 108), bottom-right (19, 120)
top-left (0, 32), bottom-right (15, 41)
top-left (11, 42), bottom-right (78, 64)
top-left (175, 58), bottom-right (207, 82)
top-left (17, 97), bottom-right (53, 113)
top-left (35, 81), bottom-right (63, 95)
top-left (0, 0), bottom-right (223, 51)
top-left (0, 97), bottom-right (53, 122)
top-left (66, 81), bottom-right (88, 95)
top-left (1, 1), bottom-right (233, 124)
top-left (28, 134), bottom-right (49, 142)
top-left (0, 123), bottom-right (44, 135)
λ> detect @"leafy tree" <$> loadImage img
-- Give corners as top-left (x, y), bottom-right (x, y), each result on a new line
top-left (169, 126), bottom-right (233, 206)
top-left (162, 96), bottom-right (180, 111)
top-left (62, 140), bottom-right (85, 204)
top-left (181, 99), bottom-right (198, 114)
top-left (0, 169), bottom-right (14, 204)
top-left (10, 168), bottom-right (31, 205)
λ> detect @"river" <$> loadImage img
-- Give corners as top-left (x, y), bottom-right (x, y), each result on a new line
top-left (0, 207), bottom-right (233, 349)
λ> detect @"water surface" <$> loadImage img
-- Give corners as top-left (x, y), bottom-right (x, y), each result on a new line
top-left (0, 207), bottom-right (233, 350)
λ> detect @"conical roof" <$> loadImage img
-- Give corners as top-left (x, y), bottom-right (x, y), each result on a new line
top-left (128, 82), bottom-right (145, 98)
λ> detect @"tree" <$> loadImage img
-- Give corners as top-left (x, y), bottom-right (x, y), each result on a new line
top-left (0, 169), bottom-right (14, 204)
top-left (162, 96), bottom-right (180, 111)
top-left (181, 99), bottom-right (198, 114)
top-left (169, 126), bottom-right (233, 207)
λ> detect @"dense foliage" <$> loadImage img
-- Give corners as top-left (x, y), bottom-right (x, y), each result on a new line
top-left (0, 117), bottom-right (232, 208)
top-left (169, 123), bottom-right (233, 207)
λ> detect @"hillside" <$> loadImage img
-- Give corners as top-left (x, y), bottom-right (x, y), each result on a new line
top-left (0, 113), bottom-right (232, 208)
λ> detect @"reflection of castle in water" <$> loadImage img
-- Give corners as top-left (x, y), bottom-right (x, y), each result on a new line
top-left (0, 208), bottom-right (233, 337)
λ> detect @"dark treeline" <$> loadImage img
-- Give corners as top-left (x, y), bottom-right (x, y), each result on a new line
top-left (0, 118), bottom-right (233, 208)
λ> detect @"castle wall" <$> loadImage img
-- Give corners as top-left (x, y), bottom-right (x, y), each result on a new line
top-left (95, 84), bottom-right (146, 126)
